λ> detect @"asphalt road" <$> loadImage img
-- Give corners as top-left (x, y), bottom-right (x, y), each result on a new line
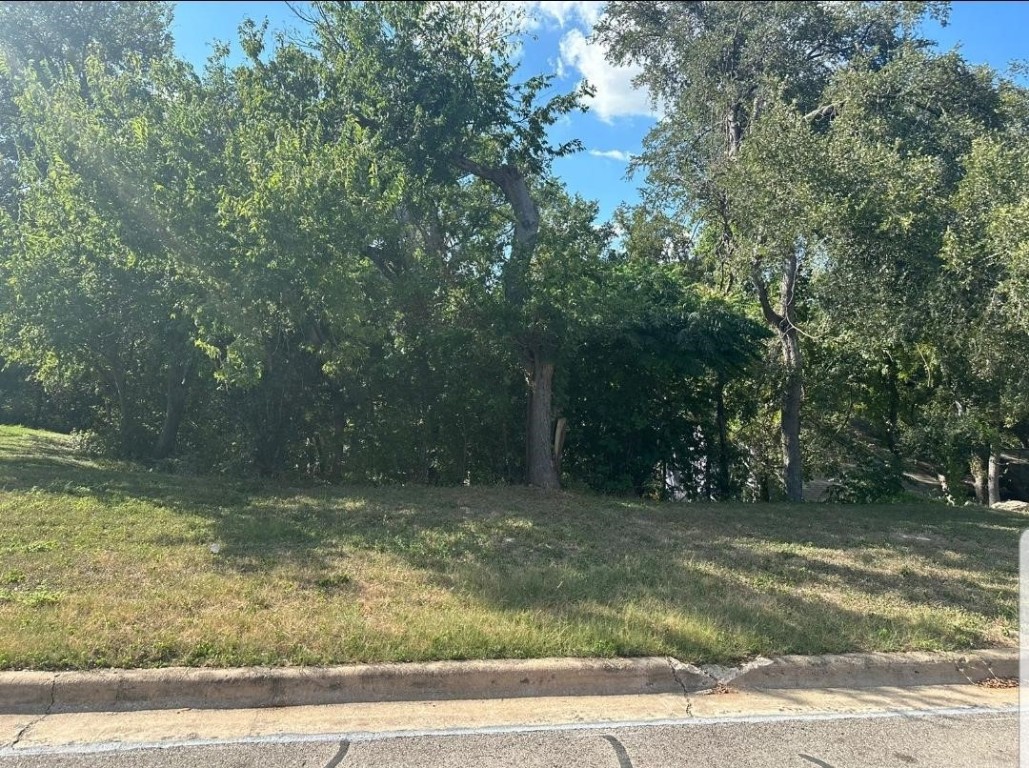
top-left (0, 708), bottom-right (1015, 768)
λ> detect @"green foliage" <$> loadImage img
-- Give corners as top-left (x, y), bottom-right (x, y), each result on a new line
top-left (306, 1), bottom-right (585, 182)
top-left (598, 1), bottom-right (945, 213)
top-left (0, 2), bottom-right (172, 77)
top-left (600, 1), bottom-right (1029, 503)
top-left (0, 1), bottom-right (1025, 504)
top-left (562, 209), bottom-right (768, 497)
top-left (825, 454), bottom-right (906, 504)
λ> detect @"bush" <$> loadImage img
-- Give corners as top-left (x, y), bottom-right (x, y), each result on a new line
top-left (826, 455), bottom-right (905, 504)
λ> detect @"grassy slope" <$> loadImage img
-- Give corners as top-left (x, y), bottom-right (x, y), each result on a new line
top-left (0, 425), bottom-right (1019, 670)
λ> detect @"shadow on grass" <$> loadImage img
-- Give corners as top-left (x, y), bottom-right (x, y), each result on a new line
top-left (0, 427), bottom-right (1021, 661)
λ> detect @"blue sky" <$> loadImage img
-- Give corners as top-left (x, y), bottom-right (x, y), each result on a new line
top-left (172, 1), bottom-right (1029, 222)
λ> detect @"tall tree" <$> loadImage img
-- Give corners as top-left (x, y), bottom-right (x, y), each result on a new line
top-left (803, 46), bottom-right (1012, 502)
top-left (298, 1), bottom-right (587, 488)
top-left (598, 1), bottom-right (947, 500)
top-left (937, 120), bottom-right (1029, 504)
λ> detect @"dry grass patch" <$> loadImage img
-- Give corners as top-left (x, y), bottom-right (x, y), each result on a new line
top-left (0, 425), bottom-right (1019, 670)
top-left (976, 677), bottom-right (1018, 689)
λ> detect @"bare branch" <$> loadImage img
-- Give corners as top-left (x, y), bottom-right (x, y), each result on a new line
top-left (780, 246), bottom-right (799, 315)
top-left (803, 103), bottom-right (838, 122)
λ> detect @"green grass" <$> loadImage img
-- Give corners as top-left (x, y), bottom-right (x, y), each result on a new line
top-left (0, 425), bottom-right (1020, 670)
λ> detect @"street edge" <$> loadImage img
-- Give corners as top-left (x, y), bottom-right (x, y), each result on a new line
top-left (0, 648), bottom-right (1016, 714)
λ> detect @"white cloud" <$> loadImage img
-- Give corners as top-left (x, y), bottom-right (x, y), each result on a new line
top-left (510, 1), bottom-right (605, 29)
top-left (537, 1), bottom-right (605, 28)
top-left (588, 149), bottom-right (631, 162)
top-left (505, 1), bottom-right (655, 123)
top-left (558, 28), bottom-right (654, 123)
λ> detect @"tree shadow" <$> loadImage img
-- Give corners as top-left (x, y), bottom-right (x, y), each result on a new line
top-left (0, 428), bottom-right (1020, 662)
top-left (318, 494), bottom-right (1018, 659)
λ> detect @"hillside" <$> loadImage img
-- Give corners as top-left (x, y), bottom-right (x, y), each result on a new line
top-left (0, 426), bottom-right (1019, 670)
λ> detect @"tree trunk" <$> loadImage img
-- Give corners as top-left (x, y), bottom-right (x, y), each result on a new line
top-left (753, 249), bottom-right (804, 502)
top-left (526, 355), bottom-right (559, 489)
top-left (714, 376), bottom-right (731, 499)
top-left (111, 367), bottom-right (139, 458)
top-left (759, 470), bottom-right (771, 502)
top-left (32, 386), bottom-right (44, 428)
top-left (454, 157), bottom-right (539, 307)
top-left (988, 451), bottom-right (1002, 506)
top-left (780, 329), bottom-right (804, 503)
top-left (884, 355), bottom-right (900, 456)
top-left (153, 353), bottom-right (194, 460)
top-left (454, 156), bottom-right (552, 489)
top-left (971, 454), bottom-right (988, 505)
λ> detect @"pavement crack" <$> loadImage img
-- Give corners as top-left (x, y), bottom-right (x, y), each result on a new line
top-left (665, 657), bottom-right (689, 697)
top-left (9, 674), bottom-right (56, 749)
top-left (665, 657), bottom-right (694, 718)
top-left (322, 738), bottom-right (351, 768)
top-left (10, 714), bottom-right (43, 749)
top-left (46, 674), bottom-right (56, 714)
top-left (10, 721), bottom-right (32, 749)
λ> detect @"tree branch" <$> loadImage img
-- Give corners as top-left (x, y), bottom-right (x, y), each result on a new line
top-left (803, 103), bottom-right (838, 122)
top-left (453, 155), bottom-right (505, 186)
top-left (780, 246), bottom-right (799, 316)
top-left (454, 154), bottom-right (539, 250)
top-left (752, 267), bottom-right (783, 328)
top-left (453, 154), bottom-right (539, 307)
top-left (362, 244), bottom-right (398, 279)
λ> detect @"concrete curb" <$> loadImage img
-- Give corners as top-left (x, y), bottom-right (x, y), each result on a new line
top-left (1, 657), bottom-right (706, 715)
top-left (0, 649), bottom-right (1015, 715)
top-left (704, 649), bottom-right (1018, 690)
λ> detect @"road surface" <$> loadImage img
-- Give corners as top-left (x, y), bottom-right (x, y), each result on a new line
top-left (0, 684), bottom-right (1016, 767)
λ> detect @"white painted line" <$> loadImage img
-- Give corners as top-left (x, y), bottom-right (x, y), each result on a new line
top-left (1020, 529), bottom-right (1029, 768)
top-left (0, 703), bottom-right (1017, 758)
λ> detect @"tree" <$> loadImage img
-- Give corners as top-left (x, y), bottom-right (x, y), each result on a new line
top-left (205, 29), bottom-right (408, 474)
top-left (559, 205), bottom-right (767, 498)
top-left (936, 125), bottom-right (1029, 504)
top-left (0, 1), bottom-right (173, 209)
top-left (597, 0), bottom-right (946, 500)
top-left (0, 2), bottom-right (203, 458)
top-left (298, 1), bottom-right (587, 488)
top-left (801, 47), bottom-right (1015, 503)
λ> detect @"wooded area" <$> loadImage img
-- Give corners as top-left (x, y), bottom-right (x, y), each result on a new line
top-left (0, 1), bottom-right (1026, 503)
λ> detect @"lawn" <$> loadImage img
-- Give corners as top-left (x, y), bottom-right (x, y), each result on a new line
top-left (0, 425), bottom-right (1019, 670)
